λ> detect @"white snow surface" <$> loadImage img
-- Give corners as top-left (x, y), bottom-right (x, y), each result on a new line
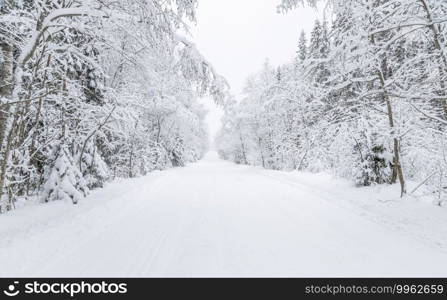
top-left (1, 152), bottom-right (447, 277)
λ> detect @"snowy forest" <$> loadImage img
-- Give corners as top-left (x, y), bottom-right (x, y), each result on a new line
top-left (217, 0), bottom-right (447, 205)
top-left (1, 0), bottom-right (447, 212)
top-left (0, 0), bottom-right (227, 212)
top-left (2, 0), bottom-right (447, 279)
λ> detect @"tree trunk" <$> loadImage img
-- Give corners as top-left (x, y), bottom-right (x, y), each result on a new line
top-left (0, 42), bottom-right (14, 151)
top-left (238, 132), bottom-right (248, 165)
top-left (379, 71), bottom-right (406, 196)
top-left (0, 42), bottom-right (14, 210)
top-left (258, 136), bottom-right (266, 168)
top-left (369, 8), bottom-right (407, 197)
top-left (0, 110), bottom-right (19, 212)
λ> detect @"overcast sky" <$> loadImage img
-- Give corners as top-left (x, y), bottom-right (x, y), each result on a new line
top-left (191, 0), bottom-right (322, 145)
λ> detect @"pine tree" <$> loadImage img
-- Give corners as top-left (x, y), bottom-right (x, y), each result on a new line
top-left (309, 20), bottom-right (323, 59)
top-left (41, 144), bottom-right (88, 204)
top-left (320, 18), bottom-right (330, 59)
top-left (276, 66), bottom-right (282, 83)
top-left (297, 30), bottom-right (307, 62)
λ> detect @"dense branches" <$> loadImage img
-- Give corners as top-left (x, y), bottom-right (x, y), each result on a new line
top-left (0, 0), bottom-right (227, 212)
top-left (218, 0), bottom-right (447, 204)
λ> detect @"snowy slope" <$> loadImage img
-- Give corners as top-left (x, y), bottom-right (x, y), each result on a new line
top-left (1, 152), bottom-right (447, 277)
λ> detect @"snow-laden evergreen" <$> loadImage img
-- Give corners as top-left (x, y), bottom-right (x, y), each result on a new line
top-left (41, 144), bottom-right (88, 204)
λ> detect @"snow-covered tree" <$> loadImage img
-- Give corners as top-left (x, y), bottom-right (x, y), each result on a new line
top-left (296, 30), bottom-right (307, 62)
top-left (41, 144), bottom-right (88, 204)
top-left (0, 0), bottom-right (228, 212)
top-left (218, 0), bottom-right (447, 204)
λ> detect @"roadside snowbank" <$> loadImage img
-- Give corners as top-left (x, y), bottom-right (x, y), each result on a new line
top-left (261, 170), bottom-right (447, 251)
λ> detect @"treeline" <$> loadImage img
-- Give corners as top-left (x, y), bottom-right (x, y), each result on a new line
top-left (217, 0), bottom-right (447, 204)
top-left (0, 0), bottom-right (226, 212)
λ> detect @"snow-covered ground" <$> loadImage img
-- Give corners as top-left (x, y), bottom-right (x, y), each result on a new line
top-left (1, 152), bottom-right (447, 277)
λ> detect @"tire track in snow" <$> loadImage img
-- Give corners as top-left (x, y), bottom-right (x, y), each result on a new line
top-left (2, 152), bottom-right (447, 277)
top-left (33, 171), bottom-right (175, 277)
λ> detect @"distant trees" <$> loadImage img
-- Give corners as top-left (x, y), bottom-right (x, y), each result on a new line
top-left (0, 0), bottom-right (227, 212)
top-left (297, 30), bottom-right (307, 62)
top-left (217, 0), bottom-right (447, 204)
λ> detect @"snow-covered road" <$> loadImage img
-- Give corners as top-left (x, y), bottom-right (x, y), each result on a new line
top-left (1, 152), bottom-right (447, 277)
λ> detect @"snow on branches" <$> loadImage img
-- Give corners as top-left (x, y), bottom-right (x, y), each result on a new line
top-left (218, 0), bottom-right (447, 204)
top-left (0, 0), bottom-right (226, 211)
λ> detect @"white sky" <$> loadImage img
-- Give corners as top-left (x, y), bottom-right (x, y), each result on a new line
top-left (191, 0), bottom-right (322, 146)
